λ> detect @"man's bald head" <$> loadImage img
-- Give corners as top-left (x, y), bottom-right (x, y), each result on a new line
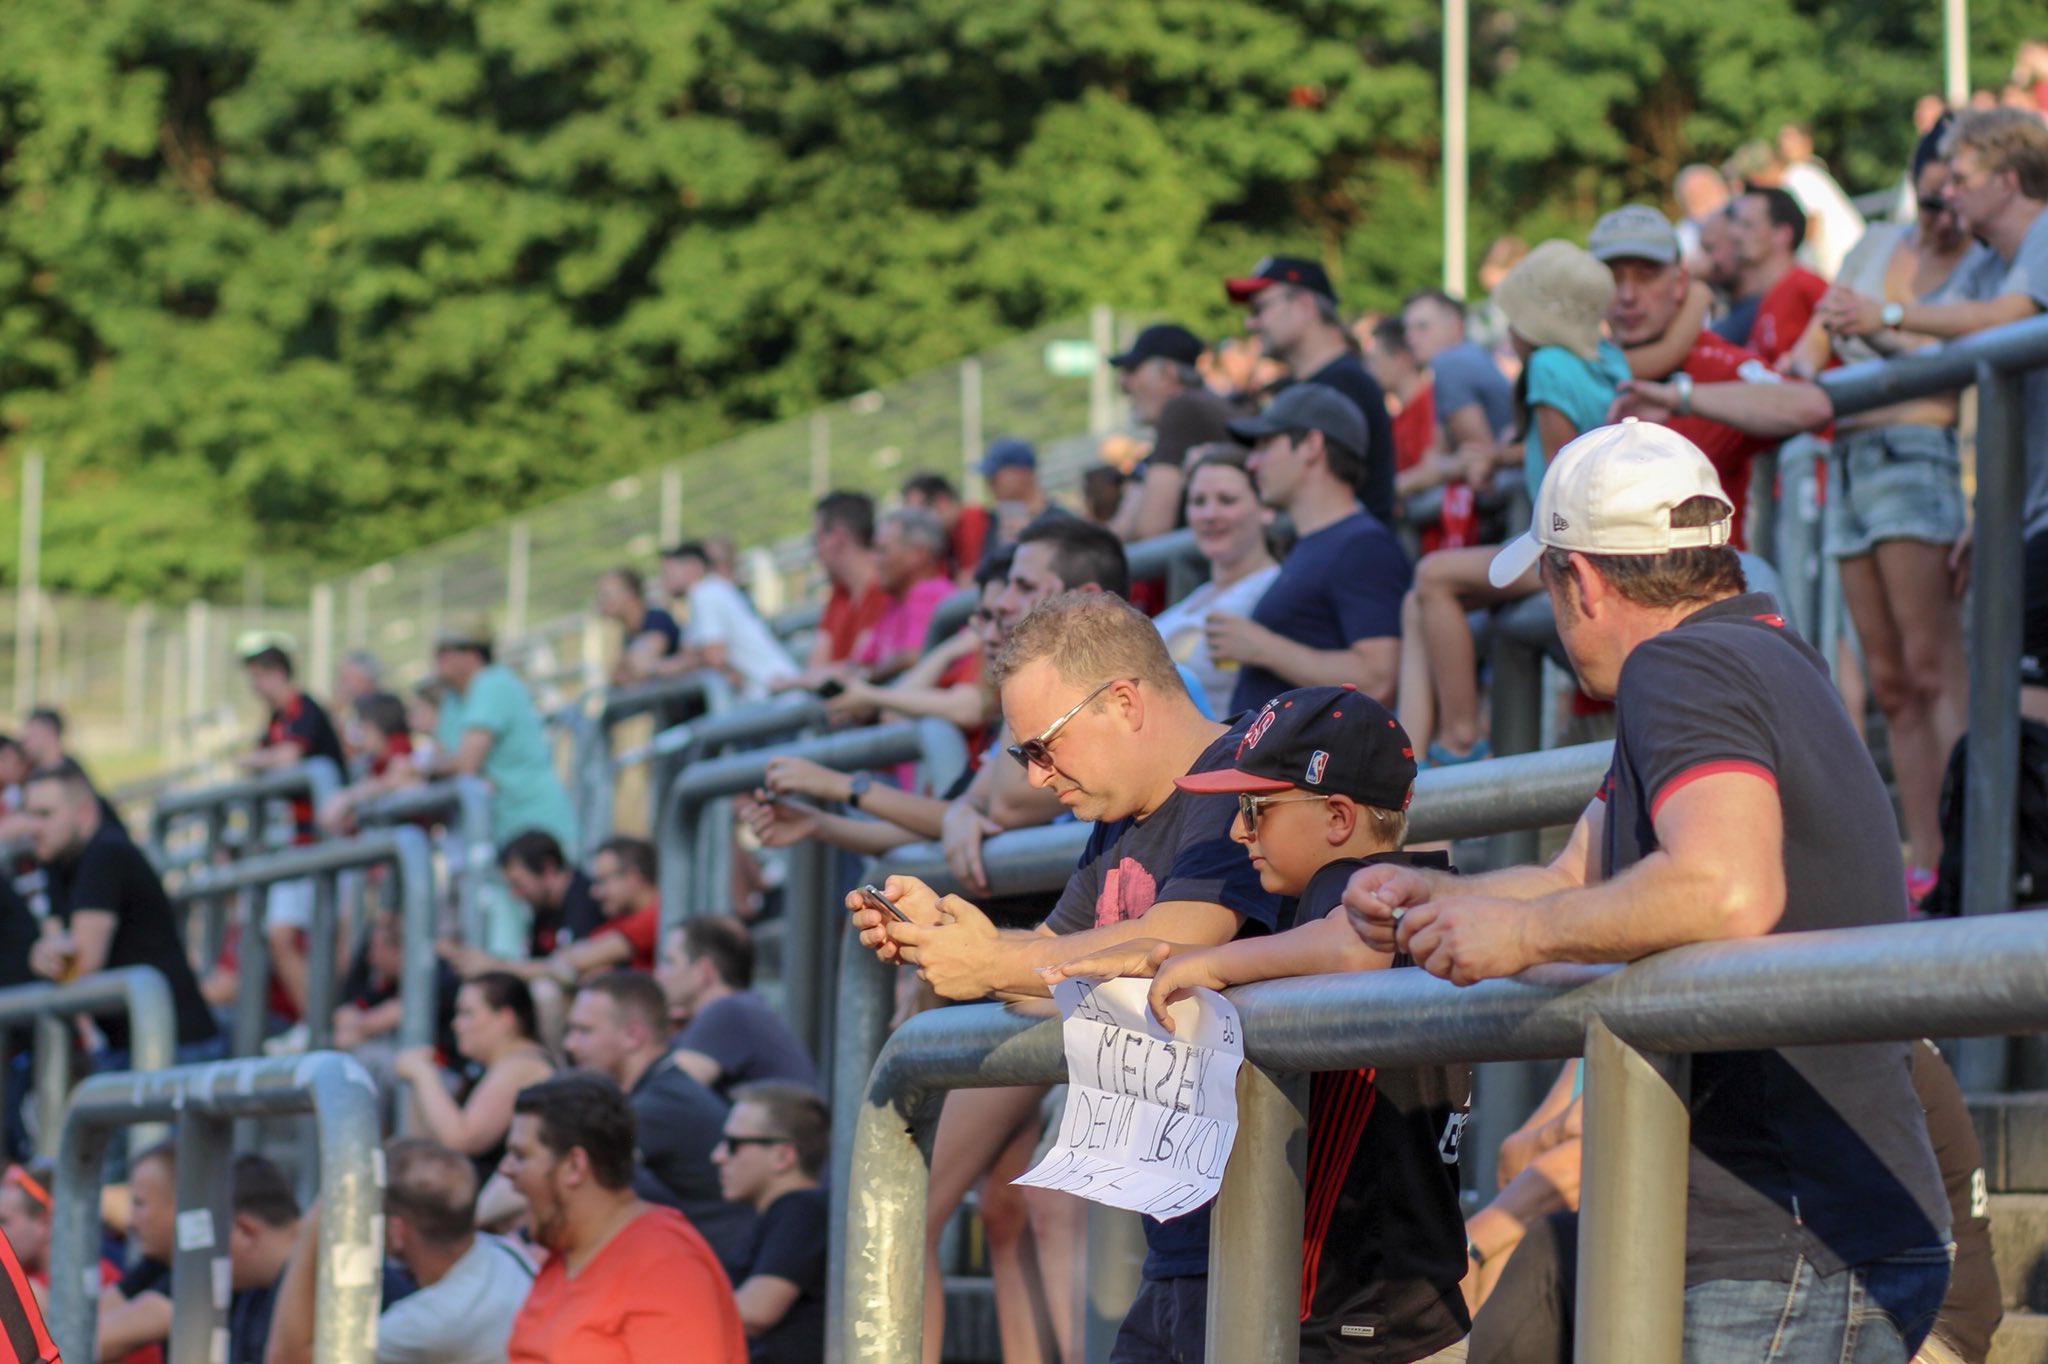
top-left (384, 1138), bottom-right (478, 1247)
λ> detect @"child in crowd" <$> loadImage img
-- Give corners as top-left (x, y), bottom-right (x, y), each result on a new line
top-left (1045, 685), bottom-right (1472, 1363)
top-left (1398, 240), bottom-right (1629, 765)
top-left (318, 692), bottom-right (421, 835)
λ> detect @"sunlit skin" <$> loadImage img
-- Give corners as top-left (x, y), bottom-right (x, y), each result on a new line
top-left (1605, 257), bottom-right (1690, 349)
top-left (0, 1183), bottom-right (48, 1273)
top-left (1184, 463), bottom-right (1272, 578)
top-left (128, 1155), bottom-right (177, 1263)
top-left (999, 662), bottom-right (1151, 826)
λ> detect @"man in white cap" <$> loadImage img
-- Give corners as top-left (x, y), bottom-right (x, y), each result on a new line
top-left (1345, 419), bottom-right (1951, 1359)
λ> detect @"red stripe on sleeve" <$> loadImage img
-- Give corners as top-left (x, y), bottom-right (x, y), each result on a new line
top-left (1649, 760), bottom-right (1777, 822)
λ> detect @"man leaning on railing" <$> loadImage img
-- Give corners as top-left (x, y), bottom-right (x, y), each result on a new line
top-left (1346, 420), bottom-right (1952, 1362)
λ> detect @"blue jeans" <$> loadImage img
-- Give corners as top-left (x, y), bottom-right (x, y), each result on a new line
top-left (1682, 1244), bottom-right (1951, 1363)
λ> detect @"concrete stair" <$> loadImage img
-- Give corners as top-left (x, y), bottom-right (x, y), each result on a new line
top-left (1973, 1094), bottom-right (2048, 1364)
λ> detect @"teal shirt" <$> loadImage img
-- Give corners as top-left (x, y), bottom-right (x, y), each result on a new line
top-left (1522, 341), bottom-right (1632, 493)
top-left (439, 665), bottom-right (577, 848)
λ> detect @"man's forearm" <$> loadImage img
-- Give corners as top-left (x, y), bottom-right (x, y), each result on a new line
top-left (1897, 293), bottom-right (2039, 340)
top-left (1690, 380), bottom-right (1832, 438)
top-left (811, 809), bottom-right (922, 856)
top-left (1520, 848), bottom-right (1774, 965)
top-left (1195, 914), bottom-right (1385, 986)
top-left (859, 784), bottom-right (949, 841)
top-left (1254, 637), bottom-right (1397, 702)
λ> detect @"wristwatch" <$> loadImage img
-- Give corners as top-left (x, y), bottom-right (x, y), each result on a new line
top-left (1880, 300), bottom-right (1906, 329)
top-left (1671, 370), bottom-right (1694, 418)
top-left (847, 771), bottom-right (873, 810)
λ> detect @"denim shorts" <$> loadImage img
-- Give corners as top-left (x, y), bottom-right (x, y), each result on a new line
top-left (1826, 425), bottom-right (1965, 559)
top-left (1681, 1242), bottom-right (1951, 1363)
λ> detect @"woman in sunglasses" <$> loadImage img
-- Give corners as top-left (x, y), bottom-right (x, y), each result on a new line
top-left (1803, 116), bottom-right (1975, 904)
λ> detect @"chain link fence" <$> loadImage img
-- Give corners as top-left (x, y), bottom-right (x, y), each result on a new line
top-left (7, 308), bottom-right (1142, 790)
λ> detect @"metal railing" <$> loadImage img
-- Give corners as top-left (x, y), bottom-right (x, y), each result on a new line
top-left (634, 692), bottom-right (831, 835)
top-left (172, 827), bottom-right (438, 1059)
top-left (0, 969), bottom-right (176, 1160)
top-left (352, 776), bottom-right (498, 947)
top-left (836, 908), bottom-right (2048, 1364)
top-left (146, 757), bottom-right (345, 875)
top-left (49, 1052), bottom-right (383, 1364)
top-left (657, 716), bottom-right (973, 933)
top-left (825, 741), bottom-right (1612, 1357)
top-left (565, 670), bottom-right (733, 852)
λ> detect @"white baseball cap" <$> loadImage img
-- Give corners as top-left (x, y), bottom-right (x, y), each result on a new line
top-left (1488, 419), bottom-right (1734, 588)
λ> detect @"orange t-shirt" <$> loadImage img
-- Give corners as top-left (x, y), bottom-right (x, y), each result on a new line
top-left (510, 1205), bottom-right (746, 1364)
top-left (819, 580), bottom-right (891, 663)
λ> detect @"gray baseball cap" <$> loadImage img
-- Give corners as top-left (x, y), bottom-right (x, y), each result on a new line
top-left (1588, 205), bottom-right (1681, 265)
top-left (1227, 382), bottom-right (1368, 457)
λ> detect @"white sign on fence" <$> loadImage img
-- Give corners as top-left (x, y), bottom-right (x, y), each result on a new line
top-left (1014, 975), bottom-right (1245, 1220)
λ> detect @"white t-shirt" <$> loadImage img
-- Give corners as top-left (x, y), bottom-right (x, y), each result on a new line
top-left (1150, 564), bottom-right (1282, 720)
top-left (1781, 161), bottom-right (1866, 280)
top-left (685, 575), bottom-right (799, 699)
top-left (377, 1233), bottom-right (537, 1364)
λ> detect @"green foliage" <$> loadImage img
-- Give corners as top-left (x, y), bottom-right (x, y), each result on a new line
top-left (0, 0), bottom-right (2036, 600)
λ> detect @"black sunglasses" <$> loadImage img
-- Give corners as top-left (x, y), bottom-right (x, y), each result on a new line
top-left (1007, 678), bottom-right (1125, 770)
top-left (1917, 196), bottom-right (1951, 215)
top-left (1236, 792), bottom-right (1325, 829)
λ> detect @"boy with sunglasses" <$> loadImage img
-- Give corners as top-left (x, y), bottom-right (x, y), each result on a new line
top-left (1046, 684), bottom-right (1472, 1363)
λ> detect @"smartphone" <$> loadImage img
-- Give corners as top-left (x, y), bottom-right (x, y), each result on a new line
top-left (858, 884), bottom-right (914, 923)
top-left (817, 678), bottom-right (847, 700)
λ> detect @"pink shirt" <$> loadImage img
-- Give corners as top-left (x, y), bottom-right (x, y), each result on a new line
top-left (856, 574), bottom-right (954, 670)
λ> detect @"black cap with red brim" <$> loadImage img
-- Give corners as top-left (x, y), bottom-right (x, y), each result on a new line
top-left (1175, 685), bottom-right (1417, 809)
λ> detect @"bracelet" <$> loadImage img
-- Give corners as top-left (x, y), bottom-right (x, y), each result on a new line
top-left (1467, 1240), bottom-right (1488, 1269)
top-left (1672, 371), bottom-right (1695, 418)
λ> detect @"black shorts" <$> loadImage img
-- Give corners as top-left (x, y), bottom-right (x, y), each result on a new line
top-left (2025, 531), bottom-right (2048, 688)
top-left (1111, 1275), bottom-right (1208, 1364)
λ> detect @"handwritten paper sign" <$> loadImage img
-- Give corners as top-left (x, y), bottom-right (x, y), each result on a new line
top-left (1013, 976), bottom-right (1244, 1220)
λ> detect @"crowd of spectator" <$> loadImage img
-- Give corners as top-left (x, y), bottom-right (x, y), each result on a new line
top-left (0, 77), bottom-right (2042, 1364)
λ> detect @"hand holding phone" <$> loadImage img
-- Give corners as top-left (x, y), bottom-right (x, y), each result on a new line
top-left (858, 884), bottom-right (914, 924)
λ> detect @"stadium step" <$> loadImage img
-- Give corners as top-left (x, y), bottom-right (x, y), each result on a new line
top-left (1981, 1090), bottom-right (2048, 1362)
top-left (939, 1276), bottom-right (1002, 1363)
top-left (1994, 1309), bottom-right (2048, 1364)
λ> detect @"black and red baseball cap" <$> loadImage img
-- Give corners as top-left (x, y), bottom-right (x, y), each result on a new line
top-left (1225, 255), bottom-right (1339, 306)
top-left (1177, 685), bottom-right (1416, 809)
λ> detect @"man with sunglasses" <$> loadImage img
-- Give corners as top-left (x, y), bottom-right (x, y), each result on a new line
top-left (851, 591), bottom-right (1283, 1363)
top-left (713, 1083), bottom-right (831, 1364)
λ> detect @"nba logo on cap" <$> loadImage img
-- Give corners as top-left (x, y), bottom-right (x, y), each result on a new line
top-left (1305, 750), bottom-right (1329, 784)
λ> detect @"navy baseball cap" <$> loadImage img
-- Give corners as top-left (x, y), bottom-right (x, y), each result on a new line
top-left (1177, 685), bottom-right (1417, 810)
top-left (1226, 382), bottom-right (1367, 458)
top-left (1225, 255), bottom-right (1339, 306)
top-left (979, 437), bottom-right (1038, 477)
top-left (1108, 323), bottom-right (1205, 369)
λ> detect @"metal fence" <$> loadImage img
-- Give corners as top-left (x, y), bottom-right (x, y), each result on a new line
top-left (49, 1052), bottom-right (384, 1364)
top-left (835, 909), bottom-right (2048, 1364)
top-left (351, 776), bottom-right (499, 947)
top-left (147, 757), bottom-right (344, 877)
top-left (0, 969), bottom-right (177, 1161)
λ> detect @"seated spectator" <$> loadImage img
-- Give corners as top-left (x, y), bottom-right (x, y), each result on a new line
top-left (0, 1159), bottom-right (120, 1309)
top-left (1081, 463), bottom-right (1128, 527)
top-left (979, 438), bottom-right (1052, 549)
top-left (792, 491), bottom-right (888, 683)
top-left (23, 763), bottom-right (221, 1065)
top-left (1042, 686), bottom-right (1470, 1362)
top-left (855, 508), bottom-right (956, 683)
top-left (452, 831), bottom-right (604, 976)
top-left (1227, 255), bottom-right (1398, 521)
top-left (901, 471), bottom-right (993, 584)
top-left (97, 1141), bottom-right (176, 1362)
top-left (266, 1138), bottom-right (537, 1364)
top-left (1399, 241), bottom-right (1628, 764)
top-left (541, 836), bottom-right (660, 980)
top-left (1405, 287), bottom-right (1516, 484)
top-left (658, 917), bottom-right (819, 1100)
top-left (811, 547), bottom-right (1007, 742)
top-left (1216, 384), bottom-right (1411, 711)
top-left (237, 638), bottom-right (348, 1020)
top-left (317, 692), bottom-right (423, 835)
top-left (333, 909), bottom-right (460, 1095)
top-left (427, 617), bottom-right (578, 853)
top-left (227, 1153), bottom-right (299, 1364)
top-left (504, 1071), bottom-right (746, 1363)
top-left (1108, 323), bottom-right (1235, 542)
top-left (596, 566), bottom-right (682, 686)
top-left (1147, 446), bottom-right (1281, 717)
top-left (395, 972), bottom-right (555, 1189)
top-left (404, 684), bottom-right (443, 771)
top-left (714, 1083), bottom-right (832, 1363)
top-left (659, 542), bottom-right (798, 699)
top-left (564, 972), bottom-right (754, 1277)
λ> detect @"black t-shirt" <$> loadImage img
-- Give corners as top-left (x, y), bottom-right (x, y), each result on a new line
top-left (262, 692), bottom-right (346, 840)
top-left (672, 991), bottom-right (820, 1102)
top-left (639, 607), bottom-right (683, 657)
top-left (744, 1187), bottom-right (828, 1364)
top-left (45, 822), bottom-right (218, 1049)
top-left (1045, 727), bottom-right (1285, 1279)
top-left (117, 1255), bottom-right (169, 1301)
top-left (1601, 592), bottom-right (1947, 1282)
top-left (1231, 510), bottom-right (1410, 716)
top-left (1146, 390), bottom-right (1237, 473)
top-left (528, 869), bottom-right (602, 958)
top-left (0, 875), bottom-right (38, 990)
top-left (228, 1273), bottom-right (280, 1364)
top-left (627, 1060), bottom-right (757, 1281)
top-left (338, 944), bottom-right (460, 1059)
top-left (1302, 353), bottom-right (1397, 525)
top-left (1288, 855), bottom-right (1471, 1363)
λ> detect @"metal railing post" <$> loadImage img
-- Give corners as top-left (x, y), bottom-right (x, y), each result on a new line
top-left (231, 885), bottom-right (272, 1058)
top-left (306, 872), bottom-right (340, 1051)
top-left (1575, 1019), bottom-right (1689, 1364)
top-left (1958, 362), bottom-right (2027, 1089)
top-left (50, 1053), bottom-right (385, 1364)
top-left (782, 838), bottom-right (834, 1067)
top-left (1205, 1065), bottom-right (1307, 1362)
top-left (31, 1014), bottom-right (69, 1161)
top-left (826, 920), bottom-right (898, 1364)
top-left (1486, 636), bottom-right (1545, 867)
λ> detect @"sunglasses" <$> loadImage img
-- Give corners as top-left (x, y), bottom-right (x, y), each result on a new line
top-left (716, 1134), bottom-right (790, 1152)
top-left (1236, 792), bottom-right (1326, 829)
top-left (1917, 196), bottom-right (1951, 214)
top-left (1007, 677), bottom-right (1125, 770)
